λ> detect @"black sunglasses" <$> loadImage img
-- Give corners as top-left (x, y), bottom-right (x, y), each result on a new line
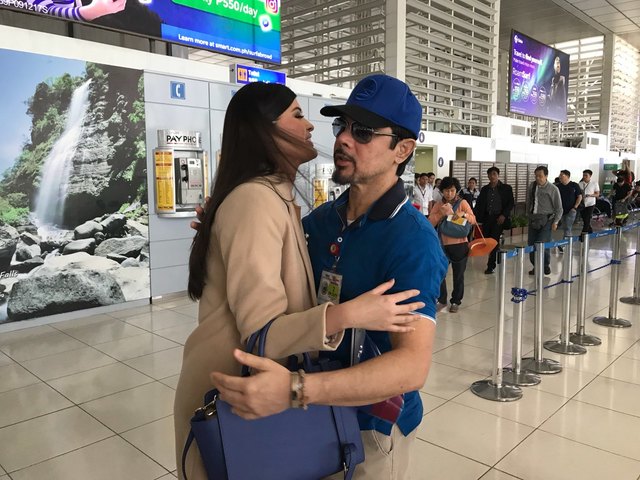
top-left (331, 118), bottom-right (398, 144)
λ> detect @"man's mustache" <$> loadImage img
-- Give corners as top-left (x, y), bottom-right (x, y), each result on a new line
top-left (334, 148), bottom-right (355, 164)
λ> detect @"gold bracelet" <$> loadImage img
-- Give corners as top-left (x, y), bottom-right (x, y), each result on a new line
top-left (290, 371), bottom-right (308, 410)
top-left (290, 371), bottom-right (302, 409)
top-left (298, 369), bottom-right (308, 410)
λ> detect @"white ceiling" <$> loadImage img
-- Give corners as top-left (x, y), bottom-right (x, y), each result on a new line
top-left (188, 0), bottom-right (640, 66)
top-left (500, 0), bottom-right (640, 50)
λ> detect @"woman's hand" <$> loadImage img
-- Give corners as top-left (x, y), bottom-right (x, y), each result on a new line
top-left (440, 203), bottom-right (454, 216)
top-left (328, 279), bottom-right (424, 333)
top-left (80, 0), bottom-right (126, 21)
top-left (210, 349), bottom-right (290, 419)
top-left (190, 196), bottom-right (210, 231)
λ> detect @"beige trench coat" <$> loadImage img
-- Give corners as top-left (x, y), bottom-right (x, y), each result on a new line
top-left (174, 176), bottom-right (342, 479)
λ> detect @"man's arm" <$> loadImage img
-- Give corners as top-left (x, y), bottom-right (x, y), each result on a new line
top-left (525, 183), bottom-right (534, 215)
top-left (574, 194), bottom-right (583, 210)
top-left (210, 317), bottom-right (435, 418)
top-left (552, 186), bottom-right (563, 225)
top-left (573, 184), bottom-right (583, 210)
top-left (473, 187), bottom-right (486, 221)
top-left (305, 317), bottom-right (434, 406)
top-left (503, 185), bottom-right (515, 218)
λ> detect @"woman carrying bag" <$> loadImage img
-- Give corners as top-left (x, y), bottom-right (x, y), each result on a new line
top-left (175, 82), bottom-right (424, 480)
top-left (429, 177), bottom-right (476, 313)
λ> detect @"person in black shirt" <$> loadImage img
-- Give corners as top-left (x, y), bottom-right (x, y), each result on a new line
top-left (460, 177), bottom-right (480, 209)
top-left (610, 175), bottom-right (633, 226)
top-left (474, 167), bottom-right (515, 274)
top-left (556, 170), bottom-right (582, 251)
top-left (612, 175), bottom-right (633, 202)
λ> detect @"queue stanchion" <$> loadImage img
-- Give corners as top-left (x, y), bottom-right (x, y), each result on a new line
top-left (502, 246), bottom-right (541, 386)
top-left (521, 242), bottom-right (562, 374)
top-left (471, 250), bottom-right (523, 402)
top-left (544, 236), bottom-right (587, 355)
top-left (570, 232), bottom-right (602, 346)
top-left (620, 224), bottom-right (640, 305)
top-left (594, 226), bottom-right (632, 328)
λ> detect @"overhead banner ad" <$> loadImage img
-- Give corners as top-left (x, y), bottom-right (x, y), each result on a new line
top-left (508, 30), bottom-right (570, 123)
top-left (0, 0), bottom-right (281, 64)
top-left (0, 49), bottom-right (150, 324)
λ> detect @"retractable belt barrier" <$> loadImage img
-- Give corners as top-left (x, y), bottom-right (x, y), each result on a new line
top-left (520, 241), bottom-right (563, 375)
top-left (502, 246), bottom-right (541, 387)
top-left (470, 250), bottom-right (523, 402)
top-left (471, 222), bottom-right (640, 402)
top-left (593, 225), bottom-right (634, 328)
top-left (620, 222), bottom-right (640, 306)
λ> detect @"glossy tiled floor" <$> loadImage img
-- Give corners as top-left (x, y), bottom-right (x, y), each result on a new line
top-left (0, 233), bottom-right (639, 479)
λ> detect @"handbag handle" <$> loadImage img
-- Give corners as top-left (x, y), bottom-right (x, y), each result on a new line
top-left (241, 320), bottom-right (313, 377)
top-left (475, 224), bottom-right (487, 241)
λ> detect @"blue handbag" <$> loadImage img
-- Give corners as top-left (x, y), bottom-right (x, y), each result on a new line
top-left (182, 320), bottom-right (365, 480)
top-left (438, 199), bottom-right (472, 238)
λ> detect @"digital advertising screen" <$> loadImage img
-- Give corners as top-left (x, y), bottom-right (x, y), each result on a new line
top-left (508, 30), bottom-right (569, 123)
top-left (0, 0), bottom-right (281, 64)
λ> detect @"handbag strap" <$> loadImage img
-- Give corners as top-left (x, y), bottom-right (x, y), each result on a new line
top-left (242, 319), bottom-right (313, 376)
top-left (241, 320), bottom-right (276, 376)
top-left (330, 405), bottom-right (359, 480)
top-left (182, 430), bottom-right (196, 480)
top-left (475, 224), bottom-right (486, 241)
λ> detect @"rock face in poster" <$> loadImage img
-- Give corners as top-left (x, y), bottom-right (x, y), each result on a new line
top-left (0, 50), bottom-right (150, 323)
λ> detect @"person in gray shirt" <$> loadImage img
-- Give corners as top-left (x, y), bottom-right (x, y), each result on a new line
top-left (526, 166), bottom-right (563, 275)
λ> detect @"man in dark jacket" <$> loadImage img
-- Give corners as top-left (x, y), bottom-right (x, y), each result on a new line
top-left (474, 167), bottom-right (515, 274)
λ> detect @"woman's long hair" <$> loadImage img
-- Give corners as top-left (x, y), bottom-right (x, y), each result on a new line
top-left (188, 82), bottom-right (311, 300)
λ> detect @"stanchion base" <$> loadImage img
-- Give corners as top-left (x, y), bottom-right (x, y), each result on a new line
top-left (620, 296), bottom-right (640, 305)
top-left (593, 316), bottom-right (632, 328)
top-left (521, 357), bottom-right (563, 374)
top-left (569, 332), bottom-right (602, 346)
top-left (502, 368), bottom-right (541, 386)
top-left (543, 340), bottom-right (588, 355)
top-left (470, 380), bottom-right (522, 402)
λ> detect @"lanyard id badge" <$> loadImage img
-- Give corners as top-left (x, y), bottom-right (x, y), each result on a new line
top-left (317, 269), bottom-right (343, 305)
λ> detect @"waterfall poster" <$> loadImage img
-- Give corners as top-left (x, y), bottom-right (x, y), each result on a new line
top-left (0, 49), bottom-right (150, 324)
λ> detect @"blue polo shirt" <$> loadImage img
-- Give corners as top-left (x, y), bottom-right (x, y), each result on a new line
top-left (303, 179), bottom-right (447, 436)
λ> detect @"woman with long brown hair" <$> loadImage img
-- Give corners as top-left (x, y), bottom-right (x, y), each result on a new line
top-left (174, 82), bottom-right (424, 479)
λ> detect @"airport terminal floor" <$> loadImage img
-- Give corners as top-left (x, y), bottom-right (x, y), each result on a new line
top-left (0, 230), bottom-right (639, 480)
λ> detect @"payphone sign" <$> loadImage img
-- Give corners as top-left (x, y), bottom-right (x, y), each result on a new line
top-left (158, 130), bottom-right (202, 149)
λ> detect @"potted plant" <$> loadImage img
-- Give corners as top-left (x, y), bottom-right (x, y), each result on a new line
top-left (510, 214), bottom-right (528, 237)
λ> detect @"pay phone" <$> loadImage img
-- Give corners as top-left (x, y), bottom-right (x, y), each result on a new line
top-left (175, 157), bottom-right (204, 205)
top-left (153, 130), bottom-right (209, 217)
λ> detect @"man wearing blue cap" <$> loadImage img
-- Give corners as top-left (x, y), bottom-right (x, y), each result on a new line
top-left (211, 75), bottom-right (447, 479)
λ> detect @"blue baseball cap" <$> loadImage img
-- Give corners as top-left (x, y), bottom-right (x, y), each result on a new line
top-left (320, 74), bottom-right (422, 139)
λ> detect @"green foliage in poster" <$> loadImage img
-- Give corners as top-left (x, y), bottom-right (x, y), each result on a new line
top-left (0, 62), bottom-right (147, 227)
